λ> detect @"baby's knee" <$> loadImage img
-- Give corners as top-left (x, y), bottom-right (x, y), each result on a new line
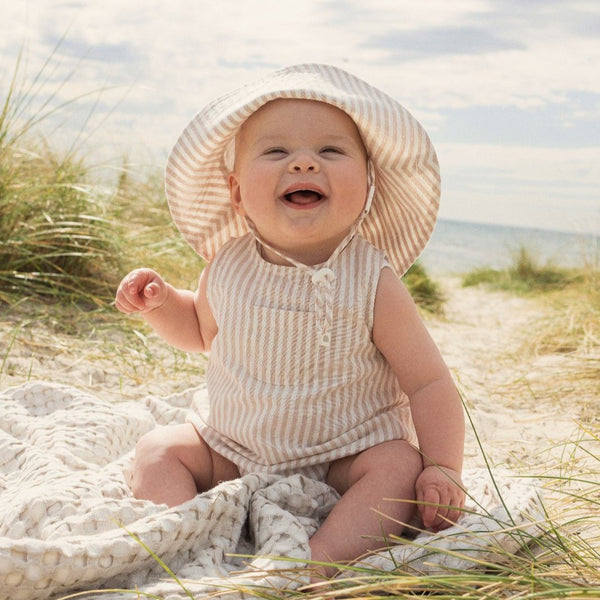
top-left (134, 424), bottom-right (193, 466)
top-left (336, 439), bottom-right (422, 494)
top-left (136, 426), bottom-right (170, 456)
top-left (131, 424), bottom-right (206, 505)
top-left (368, 440), bottom-right (423, 484)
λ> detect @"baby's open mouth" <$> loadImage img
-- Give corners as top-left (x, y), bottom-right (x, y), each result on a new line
top-left (284, 190), bottom-right (323, 205)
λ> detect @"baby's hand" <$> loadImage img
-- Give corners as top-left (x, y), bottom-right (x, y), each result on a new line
top-left (115, 268), bottom-right (168, 314)
top-left (415, 465), bottom-right (465, 532)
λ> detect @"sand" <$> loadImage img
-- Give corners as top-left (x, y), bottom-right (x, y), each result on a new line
top-left (1, 277), bottom-right (597, 473)
top-left (425, 279), bottom-right (597, 471)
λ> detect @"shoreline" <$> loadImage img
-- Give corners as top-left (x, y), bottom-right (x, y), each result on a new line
top-left (421, 219), bottom-right (599, 277)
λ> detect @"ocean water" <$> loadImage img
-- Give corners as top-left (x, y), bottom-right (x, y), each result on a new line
top-left (419, 219), bottom-right (599, 275)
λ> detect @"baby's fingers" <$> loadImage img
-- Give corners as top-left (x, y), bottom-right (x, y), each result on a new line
top-left (429, 503), bottom-right (456, 532)
top-left (116, 270), bottom-right (153, 312)
top-left (115, 286), bottom-right (143, 313)
top-left (444, 490), bottom-right (466, 529)
top-left (418, 486), bottom-right (441, 530)
top-left (142, 281), bottom-right (160, 300)
top-left (417, 486), bottom-right (465, 531)
top-left (115, 291), bottom-right (142, 313)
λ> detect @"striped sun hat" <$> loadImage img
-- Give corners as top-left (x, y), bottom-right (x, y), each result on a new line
top-left (165, 63), bottom-right (440, 276)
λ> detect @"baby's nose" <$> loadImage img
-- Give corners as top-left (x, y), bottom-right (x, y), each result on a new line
top-left (289, 152), bottom-right (320, 173)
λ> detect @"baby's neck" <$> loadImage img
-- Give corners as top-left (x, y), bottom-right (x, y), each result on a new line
top-left (259, 243), bottom-right (331, 268)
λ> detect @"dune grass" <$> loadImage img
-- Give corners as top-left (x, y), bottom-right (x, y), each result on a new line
top-left (529, 270), bottom-right (599, 357)
top-left (402, 261), bottom-right (445, 314)
top-left (462, 245), bottom-right (599, 402)
top-left (0, 140), bottom-right (124, 305)
top-left (110, 164), bottom-right (203, 290)
top-left (462, 245), bottom-right (586, 295)
top-left (0, 47), bottom-right (125, 307)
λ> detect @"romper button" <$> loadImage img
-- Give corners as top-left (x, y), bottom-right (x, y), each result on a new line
top-left (319, 333), bottom-right (331, 346)
top-left (311, 268), bottom-right (335, 285)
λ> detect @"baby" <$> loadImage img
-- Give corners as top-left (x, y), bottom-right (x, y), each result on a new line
top-left (116, 64), bottom-right (465, 579)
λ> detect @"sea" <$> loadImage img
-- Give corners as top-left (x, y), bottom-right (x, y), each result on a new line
top-left (419, 219), bottom-right (599, 276)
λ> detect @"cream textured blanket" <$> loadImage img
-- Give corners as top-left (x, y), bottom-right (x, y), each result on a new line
top-left (0, 382), bottom-right (544, 600)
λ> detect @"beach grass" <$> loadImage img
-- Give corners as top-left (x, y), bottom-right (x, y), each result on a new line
top-left (529, 273), bottom-right (599, 357)
top-left (402, 261), bottom-right (445, 314)
top-left (0, 47), bottom-right (125, 307)
top-left (0, 138), bottom-right (124, 306)
top-left (461, 245), bottom-right (588, 295)
top-left (461, 246), bottom-right (599, 404)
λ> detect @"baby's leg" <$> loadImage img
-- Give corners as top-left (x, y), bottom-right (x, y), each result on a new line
top-left (310, 440), bottom-right (422, 579)
top-left (132, 423), bottom-right (240, 507)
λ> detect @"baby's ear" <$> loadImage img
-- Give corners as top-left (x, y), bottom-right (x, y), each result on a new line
top-left (228, 173), bottom-right (246, 216)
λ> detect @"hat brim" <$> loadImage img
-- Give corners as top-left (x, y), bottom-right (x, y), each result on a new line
top-left (165, 63), bottom-right (440, 275)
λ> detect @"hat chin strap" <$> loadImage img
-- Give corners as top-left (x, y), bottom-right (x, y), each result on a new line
top-left (363, 160), bottom-right (376, 217)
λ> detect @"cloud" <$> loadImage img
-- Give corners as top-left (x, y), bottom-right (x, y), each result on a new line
top-left (364, 26), bottom-right (524, 60)
top-left (43, 33), bottom-right (141, 65)
top-left (431, 93), bottom-right (600, 147)
top-left (485, 0), bottom-right (600, 40)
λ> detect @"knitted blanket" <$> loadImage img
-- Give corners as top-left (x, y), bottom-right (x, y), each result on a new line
top-left (0, 381), bottom-right (545, 600)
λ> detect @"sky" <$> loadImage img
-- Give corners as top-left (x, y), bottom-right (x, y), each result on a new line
top-left (2, 0), bottom-right (599, 234)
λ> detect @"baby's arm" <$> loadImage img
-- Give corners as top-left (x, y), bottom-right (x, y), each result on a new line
top-left (373, 267), bottom-right (465, 531)
top-left (115, 266), bottom-right (216, 352)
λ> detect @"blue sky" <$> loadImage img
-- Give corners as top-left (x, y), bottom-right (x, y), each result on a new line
top-left (2, 0), bottom-right (599, 233)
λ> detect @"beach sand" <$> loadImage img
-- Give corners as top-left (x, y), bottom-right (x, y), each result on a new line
top-left (425, 279), bottom-right (598, 471)
top-left (1, 277), bottom-right (597, 473)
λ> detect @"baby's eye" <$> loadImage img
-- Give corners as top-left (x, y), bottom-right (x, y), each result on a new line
top-left (320, 146), bottom-right (343, 155)
top-left (264, 147), bottom-right (287, 156)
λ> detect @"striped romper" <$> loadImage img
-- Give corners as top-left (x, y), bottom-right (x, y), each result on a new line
top-left (186, 232), bottom-right (417, 481)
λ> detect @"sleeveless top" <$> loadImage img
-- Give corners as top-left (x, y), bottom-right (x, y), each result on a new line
top-left (186, 232), bottom-right (417, 479)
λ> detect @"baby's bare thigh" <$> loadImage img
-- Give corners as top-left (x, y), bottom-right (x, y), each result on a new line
top-left (138, 423), bottom-right (240, 492)
top-left (326, 440), bottom-right (422, 495)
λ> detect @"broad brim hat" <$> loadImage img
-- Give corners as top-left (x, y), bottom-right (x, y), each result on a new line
top-left (165, 63), bottom-right (440, 276)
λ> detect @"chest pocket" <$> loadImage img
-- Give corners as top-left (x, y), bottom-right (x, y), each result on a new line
top-left (244, 305), bottom-right (320, 386)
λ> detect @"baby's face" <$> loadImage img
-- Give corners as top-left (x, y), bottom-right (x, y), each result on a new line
top-left (228, 99), bottom-right (369, 266)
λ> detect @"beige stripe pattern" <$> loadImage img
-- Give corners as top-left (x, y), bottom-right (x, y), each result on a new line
top-left (165, 63), bottom-right (440, 277)
top-left (186, 233), bottom-right (417, 480)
